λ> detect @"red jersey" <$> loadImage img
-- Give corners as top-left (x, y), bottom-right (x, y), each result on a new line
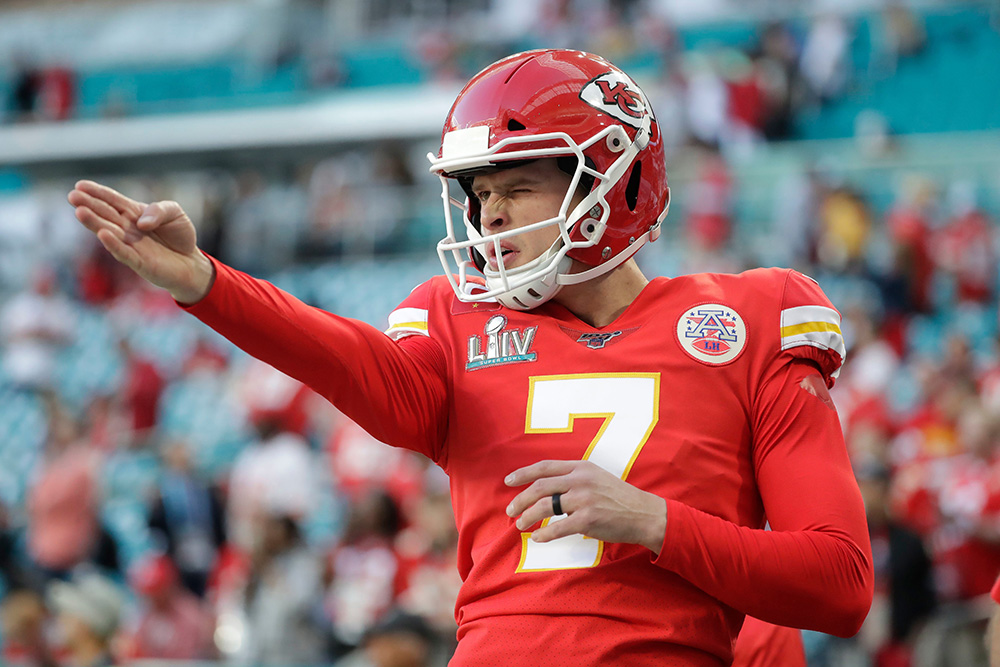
top-left (731, 616), bottom-right (806, 667)
top-left (186, 261), bottom-right (873, 666)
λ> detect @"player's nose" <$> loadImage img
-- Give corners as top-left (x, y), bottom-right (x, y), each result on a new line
top-left (481, 197), bottom-right (510, 233)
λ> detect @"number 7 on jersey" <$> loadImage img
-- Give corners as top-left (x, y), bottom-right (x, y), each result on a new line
top-left (517, 373), bottom-right (660, 572)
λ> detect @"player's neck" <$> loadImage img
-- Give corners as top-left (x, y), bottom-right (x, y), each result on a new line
top-left (554, 259), bottom-right (648, 328)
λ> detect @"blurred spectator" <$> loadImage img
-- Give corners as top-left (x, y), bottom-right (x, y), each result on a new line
top-left (933, 181), bottom-right (996, 305)
top-left (935, 402), bottom-right (1000, 602)
top-left (886, 175), bottom-right (937, 313)
top-left (123, 553), bottom-right (216, 660)
top-left (890, 365), bottom-right (976, 468)
top-left (222, 170), bottom-right (307, 274)
top-left (148, 440), bottom-right (227, 598)
top-left (413, 27), bottom-right (464, 85)
top-left (0, 266), bottom-right (75, 394)
top-left (10, 56), bottom-right (41, 123)
top-left (0, 589), bottom-right (57, 667)
top-left (854, 463), bottom-right (936, 667)
top-left (337, 609), bottom-right (437, 667)
top-left (816, 185), bottom-right (872, 274)
top-left (117, 336), bottom-right (166, 447)
top-left (799, 14), bottom-right (852, 103)
top-left (227, 405), bottom-right (320, 554)
top-left (75, 240), bottom-right (123, 307)
top-left (232, 512), bottom-right (328, 665)
top-left (26, 397), bottom-right (119, 580)
top-left (326, 490), bottom-right (404, 651)
top-left (394, 469), bottom-right (460, 645)
top-left (721, 49), bottom-right (766, 151)
top-left (46, 571), bottom-right (125, 667)
top-left (683, 51), bottom-right (728, 148)
top-left (0, 501), bottom-right (34, 593)
top-left (771, 164), bottom-right (826, 268)
top-left (8, 56), bottom-right (76, 123)
top-left (649, 66), bottom-right (689, 159)
top-left (326, 418), bottom-right (428, 510)
top-left (302, 147), bottom-right (413, 259)
top-left (754, 22), bottom-right (803, 141)
top-left (871, 3), bottom-right (927, 78)
top-left (81, 393), bottom-right (127, 454)
top-left (835, 305), bottom-right (900, 455)
top-left (683, 144), bottom-right (734, 256)
top-left (239, 358), bottom-right (317, 439)
top-left (182, 333), bottom-right (231, 378)
top-left (35, 66), bottom-right (76, 122)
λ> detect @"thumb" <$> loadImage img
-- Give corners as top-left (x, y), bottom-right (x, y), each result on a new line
top-left (136, 200), bottom-right (185, 231)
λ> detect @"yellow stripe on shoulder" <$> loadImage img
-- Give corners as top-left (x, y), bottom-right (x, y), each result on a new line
top-left (780, 320), bottom-right (842, 338)
top-left (387, 321), bottom-right (429, 331)
top-left (385, 307), bottom-right (430, 340)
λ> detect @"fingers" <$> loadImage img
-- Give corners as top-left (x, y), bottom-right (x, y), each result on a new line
top-left (507, 475), bottom-right (569, 524)
top-left (528, 513), bottom-right (592, 543)
top-left (96, 228), bottom-right (143, 273)
top-left (136, 200), bottom-right (185, 232)
top-left (505, 460), bottom-right (577, 487)
top-left (74, 180), bottom-right (145, 218)
top-left (69, 189), bottom-right (131, 231)
top-left (72, 205), bottom-right (124, 240)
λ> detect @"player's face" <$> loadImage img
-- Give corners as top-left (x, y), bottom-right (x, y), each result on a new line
top-left (472, 159), bottom-right (584, 271)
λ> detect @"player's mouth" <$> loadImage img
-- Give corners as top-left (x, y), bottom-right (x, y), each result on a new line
top-left (487, 244), bottom-right (518, 271)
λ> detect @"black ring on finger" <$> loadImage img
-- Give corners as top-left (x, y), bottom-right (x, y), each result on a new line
top-left (552, 492), bottom-right (564, 516)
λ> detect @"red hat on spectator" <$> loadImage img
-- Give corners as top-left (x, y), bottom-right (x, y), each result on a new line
top-left (130, 554), bottom-right (178, 597)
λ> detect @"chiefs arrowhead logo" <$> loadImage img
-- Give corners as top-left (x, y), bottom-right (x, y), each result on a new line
top-left (580, 71), bottom-right (653, 129)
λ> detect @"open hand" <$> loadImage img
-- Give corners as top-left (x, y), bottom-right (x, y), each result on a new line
top-left (505, 460), bottom-right (667, 555)
top-left (67, 180), bottom-right (214, 304)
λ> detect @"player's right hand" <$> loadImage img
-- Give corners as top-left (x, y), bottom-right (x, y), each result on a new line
top-left (68, 180), bottom-right (215, 304)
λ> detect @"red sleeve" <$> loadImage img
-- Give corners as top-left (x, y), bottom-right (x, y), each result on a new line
top-left (182, 257), bottom-right (450, 463)
top-left (991, 574), bottom-right (1000, 604)
top-left (653, 359), bottom-right (873, 638)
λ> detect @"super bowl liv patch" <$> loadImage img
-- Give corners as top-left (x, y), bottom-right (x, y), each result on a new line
top-left (466, 315), bottom-right (538, 371)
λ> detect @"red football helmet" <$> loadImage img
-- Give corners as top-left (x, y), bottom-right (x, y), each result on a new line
top-left (429, 49), bottom-right (670, 310)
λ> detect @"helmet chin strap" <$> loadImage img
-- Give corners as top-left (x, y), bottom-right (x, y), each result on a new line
top-left (484, 245), bottom-right (571, 311)
top-left (558, 195), bottom-right (669, 287)
top-left (556, 231), bottom-right (649, 286)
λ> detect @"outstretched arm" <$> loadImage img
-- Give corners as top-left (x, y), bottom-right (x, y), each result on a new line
top-left (67, 180), bottom-right (214, 304)
top-left (68, 180), bottom-right (450, 460)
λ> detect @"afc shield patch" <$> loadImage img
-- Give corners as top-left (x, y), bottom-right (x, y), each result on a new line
top-left (675, 303), bottom-right (747, 365)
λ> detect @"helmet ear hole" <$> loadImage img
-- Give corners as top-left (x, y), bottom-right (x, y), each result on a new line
top-left (507, 118), bottom-right (527, 131)
top-left (625, 160), bottom-right (642, 212)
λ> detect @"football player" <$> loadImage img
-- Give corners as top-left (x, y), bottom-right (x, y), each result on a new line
top-left (69, 49), bottom-right (873, 666)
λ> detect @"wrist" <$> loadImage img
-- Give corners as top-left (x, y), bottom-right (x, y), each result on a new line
top-left (171, 252), bottom-right (215, 305)
top-left (643, 495), bottom-right (668, 555)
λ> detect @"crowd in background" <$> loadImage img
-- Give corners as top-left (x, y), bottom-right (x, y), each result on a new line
top-left (0, 2), bottom-right (999, 667)
top-left (0, 264), bottom-right (461, 666)
top-left (2, 0), bottom-right (930, 141)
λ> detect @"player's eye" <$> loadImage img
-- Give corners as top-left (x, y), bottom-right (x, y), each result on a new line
top-left (476, 191), bottom-right (490, 203)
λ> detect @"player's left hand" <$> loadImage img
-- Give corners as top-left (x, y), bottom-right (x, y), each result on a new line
top-left (505, 460), bottom-right (667, 555)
